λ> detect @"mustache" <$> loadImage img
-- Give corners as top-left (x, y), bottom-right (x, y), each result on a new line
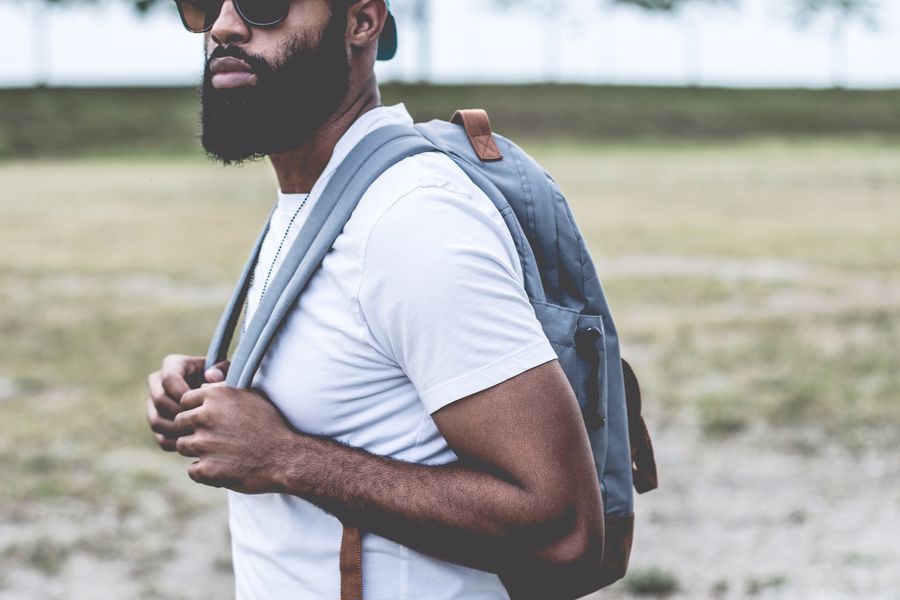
top-left (206, 45), bottom-right (270, 73)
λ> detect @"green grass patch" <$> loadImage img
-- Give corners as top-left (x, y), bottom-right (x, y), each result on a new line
top-left (625, 566), bottom-right (681, 597)
top-left (1, 537), bottom-right (71, 577)
top-left (655, 310), bottom-right (900, 445)
top-left (2, 85), bottom-right (900, 159)
top-left (746, 573), bottom-right (789, 596)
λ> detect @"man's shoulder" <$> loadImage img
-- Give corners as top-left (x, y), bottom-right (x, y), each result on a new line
top-left (369, 149), bottom-right (476, 201)
top-left (340, 133), bottom-right (520, 283)
top-left (357, 147), bottom-right (500, 228)
top-left (353, 145), bottom-right (524, 284)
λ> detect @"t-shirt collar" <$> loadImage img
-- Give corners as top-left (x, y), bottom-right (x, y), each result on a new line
top-left (291, 103), bottom-right (415, 202)
top-left (328, 103), bottom-right (414, 174)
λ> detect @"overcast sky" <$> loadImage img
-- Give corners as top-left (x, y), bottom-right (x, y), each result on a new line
top-left (1, 0), bottom-right (898, 88)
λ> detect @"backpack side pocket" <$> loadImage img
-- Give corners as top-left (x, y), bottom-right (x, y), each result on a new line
top-left (531, 301), bottom-right (610, 484)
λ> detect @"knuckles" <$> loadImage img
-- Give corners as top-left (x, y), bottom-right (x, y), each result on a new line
top-left (188, 461), bottom-right (222, 488)
top-left (187, 461), bottom-right (204, 482)
top-left (176, 433), bottom-right (201, 456)
top-left (183, 385), bottom-right (236, 412)
top-left (175, 426), bottom-right (208, 456)
top-left (162, 353), bottom-right (188, 369)
top-left (160, 372), bottom-right (183, 394)
top-left (147, 400), bottom-right (174, 433)
top-left (172, 411), bottom-right (196, 434)
top-left (190, 407), bottom-right (210, 427)
top-left (179, 389), bottom-right (205, 411)
top-left (147, 413), bottom-right (165, 433)
top-left (155, 433), bottom-right (177, 452)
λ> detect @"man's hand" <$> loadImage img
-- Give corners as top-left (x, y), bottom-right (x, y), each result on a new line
top-left (146, 354), bottom-right (230, 452)
top-left (173, 383), bottom-right (295, 494)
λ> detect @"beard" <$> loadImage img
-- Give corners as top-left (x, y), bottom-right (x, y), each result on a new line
top-left (200, 10), bottom-right (350, 165)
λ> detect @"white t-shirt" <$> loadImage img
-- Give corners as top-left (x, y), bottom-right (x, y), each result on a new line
top-left (229, 103), bottom-right (558, 600)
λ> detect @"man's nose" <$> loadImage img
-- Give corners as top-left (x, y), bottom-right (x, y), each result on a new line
top-left (210, 0), bottom-right (251, 46)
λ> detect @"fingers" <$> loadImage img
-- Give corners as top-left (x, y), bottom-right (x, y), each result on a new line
top-left (187, 460), bottom-right (227, 489)
top-left (147, 398), bottom-right (179, 452)
top-left (204, 360), bottom-right (231, 384)
top-left (173, 407), bottom-right (198, 437)
top-left (201, 381), bottom-right (227, 390)
top-left (176, 433), bottom-right (201, 458)
top-left (146, 355), bottom-right (216, 455)
top-left (147, 371), bottom-right (182, 420)
top-left (188, 460), bottom-right (209, 486)
top-left (161, 354), bottom-right (206, 401)
top-left (180, 387), bottom-right (208, 412)
top-left (155, 433), bottom-right (178, 452)
top-left (161, 369), bottom-right (191, 402)
top-left (175, 385), bottom-right (233, 435)
top-left (147, 397), bottom-right (180, 436)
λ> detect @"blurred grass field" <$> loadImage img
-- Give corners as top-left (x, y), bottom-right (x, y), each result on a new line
top-left (3, 84), bottom-right (900, 158)
top-left (1, 85), bottom-right (899, 598)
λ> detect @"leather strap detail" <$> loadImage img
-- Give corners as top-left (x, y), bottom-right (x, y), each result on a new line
top-left (339, 524), bottom-right (363, 600)
top-left (622, 359), bottom-right (659, 494)
top-left (450, 109), bottom-right (503, 162)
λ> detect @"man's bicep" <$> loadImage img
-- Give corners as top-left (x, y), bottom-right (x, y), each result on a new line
top-left (431, 359), bottom-right (595, 501)
top-left (357, 185), bottom-right (558, 414)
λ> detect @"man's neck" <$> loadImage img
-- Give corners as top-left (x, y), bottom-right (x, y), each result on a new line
top-left (269, 77), bottom-right (382, 195)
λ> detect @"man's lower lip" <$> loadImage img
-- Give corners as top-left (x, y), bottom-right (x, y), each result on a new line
top-left (212, 72), bottom-right (258, 89)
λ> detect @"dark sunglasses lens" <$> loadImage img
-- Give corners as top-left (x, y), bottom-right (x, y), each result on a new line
top-left (178, 0), bottom-right (219, 32)
top-left (237, 0), bottom-right (291, 26)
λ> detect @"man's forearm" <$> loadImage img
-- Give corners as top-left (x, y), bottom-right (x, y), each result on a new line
top-left (271, 431), bottom-right (581, 576)
top-left (170, 371), bottom-right (603, 584)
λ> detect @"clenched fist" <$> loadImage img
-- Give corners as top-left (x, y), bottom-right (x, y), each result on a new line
top-left (173, 383), bottom-right (297, 494)
top-left (146, 354), bottom-right (230, 452)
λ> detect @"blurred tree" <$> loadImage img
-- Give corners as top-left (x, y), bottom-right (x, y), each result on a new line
top-left (7, 0), bottom-right (162, 86)
top-left (493, 0), bottom-right (733, 84)
top-left (613, 0), bottom-right (735, 86)
top-left (392, 0), bottom-right (432, 82)
top-left (20, 0), bottom-right (88, 87)
top-left (792, 0), bottom-right (880, 88)
top-left (612, 0), bottom-right (733, 13)
top-left (133, 0), bottom-right (164, 11)
top-left (491, 0), bottom-right (571, 83)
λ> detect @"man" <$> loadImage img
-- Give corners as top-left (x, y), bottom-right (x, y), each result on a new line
top-left (145, 1), bottom-right (604, 598)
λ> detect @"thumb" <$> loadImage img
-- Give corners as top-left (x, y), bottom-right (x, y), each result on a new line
top-left (200, 381), bottom-right (228, 389)
top-left (204, 360), bottom-right (230, 383)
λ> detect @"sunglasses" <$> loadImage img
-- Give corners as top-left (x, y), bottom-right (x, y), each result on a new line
top-left (174, 0), bottom-right (293, 33)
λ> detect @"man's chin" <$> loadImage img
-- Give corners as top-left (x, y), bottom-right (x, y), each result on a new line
top-left (200, 106), bottom-right (271, 166)
top-left (202, 147), bottom-right (266, 167)
top-left (201, 131), bottom-right (299, 166)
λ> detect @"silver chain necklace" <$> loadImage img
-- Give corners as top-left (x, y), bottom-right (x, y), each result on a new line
top-left (241, 195), bottom-right (311, 335)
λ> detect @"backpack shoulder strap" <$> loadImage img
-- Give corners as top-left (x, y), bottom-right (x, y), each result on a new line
top-left (204, 124), bottom-right (437, 387)
top-left (204, 201), bottom-right (277, 372)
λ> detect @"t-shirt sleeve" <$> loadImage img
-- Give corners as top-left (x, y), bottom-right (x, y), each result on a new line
top-left (357, 183), bottom-right (559, 415)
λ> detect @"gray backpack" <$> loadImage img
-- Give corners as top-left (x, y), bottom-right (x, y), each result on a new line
top-left (205, 109), bottom-right (658, 600)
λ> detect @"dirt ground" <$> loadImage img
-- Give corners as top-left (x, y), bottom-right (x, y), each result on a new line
top-left (2, 422), bottom-right (898, 600)
top-left (1, 142), bottom-right (897, 599)
top-left (594, 424), bottom-right (900, 600)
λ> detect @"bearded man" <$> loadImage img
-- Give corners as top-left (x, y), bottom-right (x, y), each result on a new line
top-left (145, 1), bottom-right (604, 598)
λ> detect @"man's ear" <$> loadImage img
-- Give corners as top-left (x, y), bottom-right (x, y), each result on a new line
top-left (346, 0), bottom-right (388, 57)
